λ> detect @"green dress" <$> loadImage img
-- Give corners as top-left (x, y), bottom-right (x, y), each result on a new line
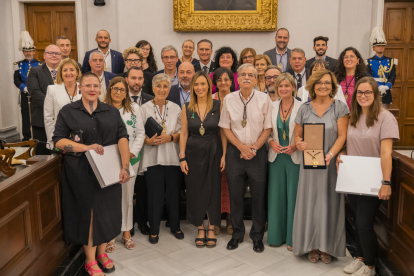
top-left (267, 111), bottom-right (300, 247)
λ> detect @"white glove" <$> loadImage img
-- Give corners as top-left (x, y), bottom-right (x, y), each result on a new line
top-left (378, 85), bottom-right (388, 96)
top-left (23, 87), bottom-right (29, 94)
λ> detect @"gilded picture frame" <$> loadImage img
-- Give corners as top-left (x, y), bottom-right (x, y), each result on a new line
top-left (173, 0), bottom-right (278, 32)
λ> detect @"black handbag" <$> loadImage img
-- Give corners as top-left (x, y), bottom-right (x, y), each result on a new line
top-left (145, 117), bottom-right (163, 138)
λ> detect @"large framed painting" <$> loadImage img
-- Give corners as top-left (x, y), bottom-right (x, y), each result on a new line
top-left (173, 0), bottom-right (278, 32)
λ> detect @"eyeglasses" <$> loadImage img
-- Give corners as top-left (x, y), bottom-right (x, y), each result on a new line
top-left (126, 59), bottom-right (141, 64)
top-left (344, 55), bottom-right (357, 60)
top-left (140, 47), bottom-right (150, 52)
top-left (240, 73), bottom-right (255, 78)
top-left (265, 75), bottom-right (279, 81)
top-left (111, 87), bottom-right (127, 94)
top-left (242, 55), bottom-right (254, 60)
top-left (315, 81), bottom-right (332, 87)
top-left (356, 90), bottom-right (373, 97)
top-left (82, 84), bottom-right (100, 90)
top-left (162, 56), bottom-right (177, 60)
top-left (45, 52), bottom-right (61, 56)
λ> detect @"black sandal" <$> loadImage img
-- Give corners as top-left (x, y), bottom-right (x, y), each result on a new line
top-left (206, 229), bottom-right (217, 248)
top-left (195, 229), bottom-right (206, 248)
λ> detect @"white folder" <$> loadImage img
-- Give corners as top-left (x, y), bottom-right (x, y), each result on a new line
top-left (336, 155), bottom-right (382, 197)
top-left (86, 144), bottom-right (136, 188)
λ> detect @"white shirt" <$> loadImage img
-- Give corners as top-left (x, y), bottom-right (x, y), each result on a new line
top-left (293, 68), bottom-right (307, 88)
top-left (130, 90), bottom-right (142, 106)
top-left (138, 101), bottom-right (182, 174)
top-left (99, 48), bottom-right (112, 73)
top-left (199, 60), bottom-right (211, 72)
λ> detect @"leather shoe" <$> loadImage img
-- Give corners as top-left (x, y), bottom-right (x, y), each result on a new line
top-left (138, 224), bottom-right (150, 235)
top-left (149, 235), bottom-right (159, 244)
top-left (227, 238), bottom-right (243, 250)
top-left (172, 230), bottom-right (184, 240)
top-left (253, 240), bottom-right (264, 253)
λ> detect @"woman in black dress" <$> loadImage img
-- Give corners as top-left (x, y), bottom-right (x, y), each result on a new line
top-left (179, 71), bottom-right (225, 248)
top-left (53, 72), bottom-right (131, 276)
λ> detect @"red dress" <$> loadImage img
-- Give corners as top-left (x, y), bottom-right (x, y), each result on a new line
top-left (214, 92), bottom-right (231, 213)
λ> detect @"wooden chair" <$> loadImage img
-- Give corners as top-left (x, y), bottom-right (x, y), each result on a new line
top-left (0, 148), bottom-right (16, 177)
top-left (0, 139), bottom-right (38, 160)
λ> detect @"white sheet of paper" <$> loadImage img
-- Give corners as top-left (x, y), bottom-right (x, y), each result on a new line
top-left (86, 144), bottom-right (136, 188)
top-left (336, 155), bottom-right (382, 197)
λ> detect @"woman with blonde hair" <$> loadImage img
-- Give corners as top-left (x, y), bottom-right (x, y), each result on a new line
top-left (267, 73), bottom-right (303, 251)
top-left (44, 58), bottom-right (82, 149)
top-left (254, 54), bottom-right (272, 92)
top-left (177, 39), bottom-right (199, 67)
top-left (104, 77), bottom-right (145, 252)
top-left (180, 71), bottom-right (225, 248)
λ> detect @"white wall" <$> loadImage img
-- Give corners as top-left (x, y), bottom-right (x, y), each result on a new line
top-left (82, 0), bottom-right (376, 70)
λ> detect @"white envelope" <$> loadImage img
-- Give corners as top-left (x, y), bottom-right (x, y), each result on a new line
top-left (336, 155), bottom-right (382, 197)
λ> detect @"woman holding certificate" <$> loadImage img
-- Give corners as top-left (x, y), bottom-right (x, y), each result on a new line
top-left (139, 73), bottom-right (184, 244)
top-left (267, 73), bottom-right (302, 251)
top-left (53, 72), bottom-right (131, 276)
top-left (337, 77), bottom-right (399, 276)
top-left (293, 69), bottom-right (349, 264)
top-left (104, 77), bottom-right (145, 252)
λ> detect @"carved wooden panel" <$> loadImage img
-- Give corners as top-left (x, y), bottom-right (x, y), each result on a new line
top-left (0, 202), bottom-right (32, 273)
top-left (385, 8), bottom-right (406, 43)
top-left (402, 124), bottom-right (414, 145)
top-left (384, 48), bottom-right (404, 82)
top-left (390, 85), bottom-right (402, 112)
top-left (36, 181), bottom-right (61, 240)
top-left (405, 87), bottom-right (414, 119)
top-left (398, 182), bottom-right (414, 238)
top-left (408, 48), bottom-right (414, 81)
top-left (411, 8), bottom-right (414, 43)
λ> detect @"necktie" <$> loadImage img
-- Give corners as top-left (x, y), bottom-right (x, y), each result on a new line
top-left (296, 74), bottom-right (302, 89)
top-left (131, 96), bottom-right (138, 103)
top-left (51, 70), bottom-right (57, 83)
top-left (203, 66), bottom-right (208, 73)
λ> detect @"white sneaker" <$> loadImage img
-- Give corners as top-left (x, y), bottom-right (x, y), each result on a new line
top-left (343, 258), bottom-right (364, 274)
top-left (351, 265), bottom-right (376, 276)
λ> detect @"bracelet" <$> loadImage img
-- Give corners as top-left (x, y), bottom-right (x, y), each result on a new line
top-left (381, 180), bottom-right (391, 185)
top-left (328, 152), bottom-right (334, 158)
top-left (170, 134), bottom-right (174, 142)
top-left (179, 158), bottom-right (186, 162)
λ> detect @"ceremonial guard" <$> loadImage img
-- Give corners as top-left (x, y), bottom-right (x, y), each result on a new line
top-left (13, 31), bottom-right (41, 141)
top-left (367, 26), bottom-right (396, 104)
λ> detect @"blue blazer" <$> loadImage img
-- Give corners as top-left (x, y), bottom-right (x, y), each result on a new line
top-left (103, 71), bottom-right (116, 87)
top-left (81, 48), bottom-right (125, 74)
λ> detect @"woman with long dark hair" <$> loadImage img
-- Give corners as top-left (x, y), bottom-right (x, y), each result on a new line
top-left (209, 46), bottom-right (239, 93)
top-left (136, 40), bottom-right (158, 73)
top-left (334, 47), bottom-right (368, 110)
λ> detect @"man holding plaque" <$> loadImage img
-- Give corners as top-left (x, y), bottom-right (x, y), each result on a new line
top-left (219, 63), bottom-right (272, 253)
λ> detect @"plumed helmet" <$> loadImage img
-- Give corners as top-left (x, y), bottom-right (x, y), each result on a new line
top-left (370, 26), bottom-right (387, 46)
top-left (19, 31), bottom-right (36, 51)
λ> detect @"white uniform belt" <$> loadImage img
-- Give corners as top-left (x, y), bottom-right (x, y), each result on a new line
top-left (374, 78), bottom-right (385, 82)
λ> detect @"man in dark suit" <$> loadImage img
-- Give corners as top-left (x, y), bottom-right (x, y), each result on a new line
top-left (264, 28), bottom-right (292, 72)
top-left (27, 44), bottom-right (62, 154)
top-left (88, 51), bottom-right (116, 101)
top-left (167, 62), bottom-right (195, 108)
top-left (124, 66), bottom-right (153, 236)
top-left (81, 30), bottom-right (125, 74)
top-left (194, 39), bottom-right (216, 73)
top-left (287, 48), bottom-right (310, 89)
top-left (305, 36), bottom-right (337, 72)
top-left (56, 36), bottom-right (82, 69)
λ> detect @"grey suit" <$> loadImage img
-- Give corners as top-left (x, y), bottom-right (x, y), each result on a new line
top-left (264, 47), bottom-right (292, 72)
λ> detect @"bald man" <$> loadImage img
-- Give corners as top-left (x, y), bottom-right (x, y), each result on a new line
top-left (167, 62), bottom-right (195, 108)
top-left (81, 29), bottom-right (125, 74)
top-left (27, 44), bottom-right (62, 154)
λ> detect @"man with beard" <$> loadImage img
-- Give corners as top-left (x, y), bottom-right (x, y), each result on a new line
top-left (14, 31), bottom-right (41, 141)
top-left (367, 26), bottom-right (396, 104)
top-left (81, 29), bottom-right (125, 74)
top-left (219, 63), bottom-right (272, 253)
top-left (167, 62), bottom-right (195, 108)
top-left (56, 36), bottom-right (82, 68)
top-left (264, 28), bottom-right (291, 72)
top-left (305, 36), bottom-right (337, 72)
top-left (125, 66), bottom-right (153, 236)
top-left (264, 65), bottom-right (281, 102)
top-left (287, 48), bottom-right (310, 90)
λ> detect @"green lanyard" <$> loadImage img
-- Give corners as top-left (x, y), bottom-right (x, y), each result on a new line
top-left (120, 108), bottom-right (141, 166)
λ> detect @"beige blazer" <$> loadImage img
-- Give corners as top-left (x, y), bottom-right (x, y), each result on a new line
top-left (44, 83), bottom-right (81, 147)
top-left (267, 98), bottom-right (303, 164)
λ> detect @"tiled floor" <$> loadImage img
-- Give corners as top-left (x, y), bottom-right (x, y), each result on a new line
top-left (106, 220), bottom-right (353, 276)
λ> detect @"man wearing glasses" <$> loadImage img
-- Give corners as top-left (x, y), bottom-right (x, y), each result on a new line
top-left (27, 44), bottom-right (62, 154)
top-left (264, 65), bottom-right (282, 102)
top-left (287, 48), bottom-right (309, 90)
top-left (88, 51), bottom-right (116, 101)
top-left (81, 29), bottom-right (125, 74)
top-left (155, 45), bottom-right (179, 86)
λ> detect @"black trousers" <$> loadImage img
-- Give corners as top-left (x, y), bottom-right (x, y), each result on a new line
top-left (20, 107), bottom-right (31, 141)
top-left (145, 165), bottom-right (182, 235)
top-left (348, 194), bottom-right (382, 266)
top-left (226, 143), bottom-right (267, 241)
top-left (32, 126), bottom-right (51, 155)
top-left (134, 175), bottom-right (148, 225)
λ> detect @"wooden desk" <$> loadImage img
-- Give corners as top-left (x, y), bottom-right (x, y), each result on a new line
top-left (0, 155), bottom-right (68, 275)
